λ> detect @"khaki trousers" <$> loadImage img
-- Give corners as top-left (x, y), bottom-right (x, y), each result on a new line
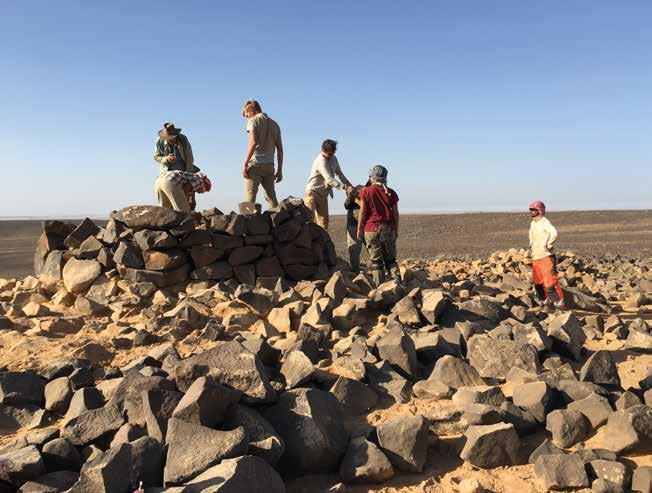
top-left (244, 163), bottom-right (278, 209)
top-left (305, 189), bottom-right (329, 230)
top-left (155, 175), bottom-right (190, 212)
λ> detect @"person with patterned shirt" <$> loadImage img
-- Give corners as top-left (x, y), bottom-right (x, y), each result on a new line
top-left (153, 123), bottom-right (199, 211)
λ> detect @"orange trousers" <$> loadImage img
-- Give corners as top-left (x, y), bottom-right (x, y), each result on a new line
top-left (532, 255), bottom-right (564, 301)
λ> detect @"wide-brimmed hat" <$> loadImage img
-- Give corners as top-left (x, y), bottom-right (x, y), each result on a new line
top-left (158, 123), bottom-right (182, 140)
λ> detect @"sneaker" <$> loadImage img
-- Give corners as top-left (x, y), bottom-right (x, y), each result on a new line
top-left (554, 300), bottom-right (566, 310)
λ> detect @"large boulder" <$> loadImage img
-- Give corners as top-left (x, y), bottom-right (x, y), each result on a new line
top-left (428, 355), bottom-right (483, 389)
top-left (67, 443), bottom-right (131, 493)
top-left (171, 376), bottom-right (241, 427)
top-left (61, 405), bottom-right (124, 446)
top-left (62, 259), bottom-right (101, 294)
top-left (376, 326), bottom-right (420, 380)
top-left (164, 418), bottom-right (248, 485)
top-left (546, 312), bottom-right (587, 361)
top-left (339, 437), bottom-right (395, 484)
top-left (0, 371), bottom-right (46, 406)
top-left (177, 341), bottom-right (276, 404)
top-left (263, 388), bottom-right (349, 475)
top-left (376, 415), bottom-right (429, 473)
top-left (579, 351), bottom-right (621, 387)
top-left (0, 445), bottom-right (46, 486)
top-left (534, 453), bottom-right (589, 490)
top-left (467, 335), bottom-right (539, 380)
top-left (601, 405), bottom-right (652, 453)
top-left (222, 404), bottom-right (285, 466)
top-left (460, 423), bottom-right (520, 469)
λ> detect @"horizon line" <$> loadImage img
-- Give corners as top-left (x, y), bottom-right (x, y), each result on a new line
top-left (1, 207), bottom-right (651, 221)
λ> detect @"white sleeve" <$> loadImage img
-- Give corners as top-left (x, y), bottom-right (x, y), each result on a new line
top-left (546, 221), bottom-right (558, 248)
top-left (318, 157), bottom-right (343, 189)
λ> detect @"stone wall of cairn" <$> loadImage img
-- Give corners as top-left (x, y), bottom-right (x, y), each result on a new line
top-left (34, 198), bottom-right (338, 291)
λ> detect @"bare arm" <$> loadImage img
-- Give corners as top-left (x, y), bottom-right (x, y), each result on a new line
top-left (546, 222), bottom-right (558, 249)
top-left (357, 201), bottom-right (366, 240)
top-left (275, 134), bottom-right (284, 182)
top-left (242, 130), bottom-right (256, 177)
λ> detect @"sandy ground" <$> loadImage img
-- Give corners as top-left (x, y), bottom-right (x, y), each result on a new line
top-left (1, 210), bottom-right (650, 279)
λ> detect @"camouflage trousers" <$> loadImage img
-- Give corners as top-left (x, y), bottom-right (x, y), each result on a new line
top-left (364, 224), bottom-right (400, 285)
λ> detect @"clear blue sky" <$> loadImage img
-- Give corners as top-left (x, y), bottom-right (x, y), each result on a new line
top-left (1, 1), bottom-right (651, 217)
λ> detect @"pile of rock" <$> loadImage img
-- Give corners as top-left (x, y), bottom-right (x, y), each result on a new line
top-left (34, 199), bottom-right (338, 292)
top-left (1, 244), bottom-right (651, 492)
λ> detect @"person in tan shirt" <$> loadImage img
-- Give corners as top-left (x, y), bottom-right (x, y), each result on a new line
top-left (242, 99), bottom-right (283, 209)
top-left (529, 200), bottom-right (565, 309)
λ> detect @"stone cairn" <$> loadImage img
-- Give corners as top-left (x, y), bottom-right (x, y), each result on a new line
top-left (0, 215), bottom-right (650, 491)
top-left (34, 198), bottom-right (338, 291)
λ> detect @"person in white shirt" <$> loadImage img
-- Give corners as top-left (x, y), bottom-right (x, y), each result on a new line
top-left (304, 139), bottom-right (353, 230)
top-left (529, 200), bottom-right (565, 309)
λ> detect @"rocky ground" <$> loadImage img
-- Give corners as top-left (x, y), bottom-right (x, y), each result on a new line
top-left (3, 209), bottom-right (651, 279)
top-left (0, 207), bottom-right (651, 493)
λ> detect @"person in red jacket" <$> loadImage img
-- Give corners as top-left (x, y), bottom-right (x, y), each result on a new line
top-left (357, 165), bottom-right (401, 286)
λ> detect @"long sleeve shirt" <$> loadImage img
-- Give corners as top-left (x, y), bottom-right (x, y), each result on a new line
top-left (529, 217), bottom-right (559, 260)
top-left (305, 154), bottom-right (351, 197)
top-left (154, 134), bottom-right (197, 174)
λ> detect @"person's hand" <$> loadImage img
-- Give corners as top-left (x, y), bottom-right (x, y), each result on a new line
top-left (166, 154), bottom-right (176, 163)
top-left (275, 170), bottom-right (283, 183)
top-left (242, 164), bottom-right (250, 178)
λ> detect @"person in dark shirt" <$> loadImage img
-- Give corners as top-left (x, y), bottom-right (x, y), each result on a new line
top-left (357, 165), bottom-right (400, 286)
top-left (344, 184), bottom-right (365, 273)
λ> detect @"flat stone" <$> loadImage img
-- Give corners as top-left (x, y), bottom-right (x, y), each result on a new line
top-left (111, 205), bottom-right (188, 231)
